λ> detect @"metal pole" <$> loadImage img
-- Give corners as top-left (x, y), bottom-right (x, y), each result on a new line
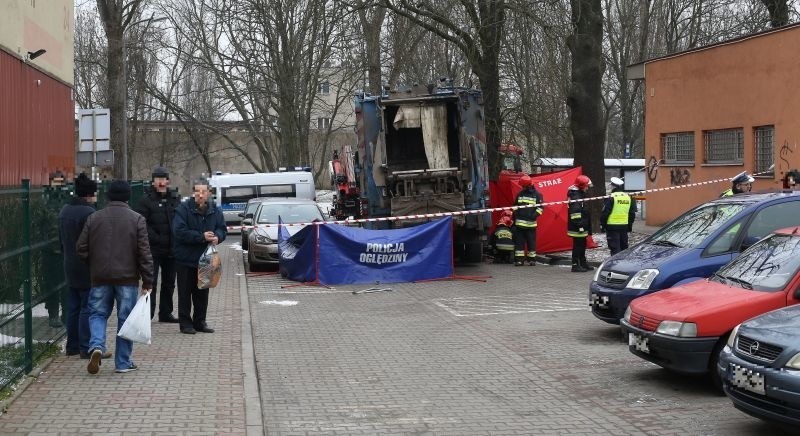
top-left (122, 35), bottom-right (128, 181)
top-left (22, 179), bottom-right (33, 373)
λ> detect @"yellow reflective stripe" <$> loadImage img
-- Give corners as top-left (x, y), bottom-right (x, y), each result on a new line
top-left (515, 220), bottom-right (537, 228)
top-left (515, 251), bottom-right (526, 256)
top-left (496, 229), bottom-right (513, 238)
top-left (570, 213), bottom-right (582, 220)
top-left (535, 207), bottom-right (543, 215)
top-left (517, 197), bottom-right (537, 204)
top-left (496, 244), bottom-right (514, 250)
top-left (567, 231), bottom-right (588, 237)
top-left (526, 252), bottom-right (536, 258)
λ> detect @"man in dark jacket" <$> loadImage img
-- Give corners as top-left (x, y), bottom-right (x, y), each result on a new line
top-left (58, 173), bottom-right (104, 358)
top-left (136, 166), bottom-right (181, 322)
top-left (568, 175), bottom-right (593, 272)
top-left (77, 180), bottom-right (153, 374)
top-left (512, 175), bottom-right (544, 266)
top-left (172, 177), bottom-right (226, 334)
top-left (601, 177), bottom-right (637, 255)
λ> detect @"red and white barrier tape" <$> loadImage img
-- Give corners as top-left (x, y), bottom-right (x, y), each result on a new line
top-left (228, 170), bottom-right (770, 230)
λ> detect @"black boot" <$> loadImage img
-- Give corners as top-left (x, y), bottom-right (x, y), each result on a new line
top-left (514, 256), bottom-right (524, 266)
top-left (581, 257), bottom-right (595, 271)
top-left (571, 258), bottom-right (588, 272)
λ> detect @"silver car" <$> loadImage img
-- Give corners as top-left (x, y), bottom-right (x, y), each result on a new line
top-left (246, 198), bottom-right (325, 271)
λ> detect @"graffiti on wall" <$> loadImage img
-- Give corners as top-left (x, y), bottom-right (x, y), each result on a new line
top-left (647, 156), bottom-right (659, 182)
top-left (779, 140), bottom-right (794, 174)
top-left (670, 168), bottom-right (691, 186)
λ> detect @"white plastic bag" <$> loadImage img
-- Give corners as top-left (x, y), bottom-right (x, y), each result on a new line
top-left (118, 293), bottom-right (152, 344)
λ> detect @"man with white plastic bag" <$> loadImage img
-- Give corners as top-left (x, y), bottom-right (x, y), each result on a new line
top-left (172, 177), bottom-right (226, 334)
top-left (118, 291), bottom-right (152, 344)
top-left (77, 180), bottom-right (153, 374)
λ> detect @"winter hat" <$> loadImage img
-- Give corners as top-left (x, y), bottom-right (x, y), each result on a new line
top-left (74, 173), bottom-right (97, 197)
top-left (152, 166), bottom-right (169, 179)
top-left (106, 180), bottom-right (131, 202)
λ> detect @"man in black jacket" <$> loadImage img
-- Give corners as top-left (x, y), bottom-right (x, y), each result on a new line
top-left (136, 166), bottom-right (181, 322)
top-left (568, 175), bottom-right (593, 272)
top-left (172, 177), bottom-right (226, 334)
top-left (512, 175), bottom-right (544, 266)
top-left (58, 173), bottom-right (104, 358)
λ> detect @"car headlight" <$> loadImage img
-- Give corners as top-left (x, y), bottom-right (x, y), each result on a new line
top-left (628, 269), bottom-right (659, 289)
top-left (656, 320), bottom-right (697, 337)
top-left (254, 234), bottom-right (273, 244)
top-left (592, 260), bottom-right (607, 282)
top-left (726, 324), bottom-right (740, 348)
top-left (623, 306), bottom-right (632, 323)
top-left (786, 353), bottom-right (800, 370)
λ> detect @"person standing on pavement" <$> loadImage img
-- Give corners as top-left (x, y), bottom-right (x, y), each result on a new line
top-left (58, 173), bottom-right (105, 359)
top-left (77, 180), bottom-right (153, 374)
top-left (136, 166), bottom-right (181, 323)
top-left (567, 175), bottom-right (594, 272)
top-left (512, 175), bottom-right (544, 266)
top-left (44, 171), bottom-right (68, 328)
top-left (600, 177), bottom-right (637, 256)
top-left (172, 177), bottom-right (226, 335)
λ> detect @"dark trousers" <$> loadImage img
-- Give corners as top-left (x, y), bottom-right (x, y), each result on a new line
top-left (513, 227), bottom-right (537, 260)
top-left (150, 255), bottom-right (176, 319)
top-left (571, 236), bottom-right (587, 265)
top-left (43, 252), bottom-right (66, 320)
top-left (65, 287), bottom-right (90, 354)
top-left (176, 265), bottom-right (209, 330)
top-left (607, 230), bottom-right (629, 255)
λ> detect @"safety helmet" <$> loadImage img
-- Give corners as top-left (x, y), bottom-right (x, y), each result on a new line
top-left (731, 171), bottom-right (755, 185)
top-left (502, 209), bottom-right (514, 217)
top-left (575, 175), bottom-right (592, 189)
top-left (610, 177), bottom-right (624, 187)
top-left (498, 216), bottom-right (513, 227)
top-left (519, 175), bottom-right (532, 187)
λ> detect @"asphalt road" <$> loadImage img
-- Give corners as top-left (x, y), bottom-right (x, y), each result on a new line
top-left (245, 259), bottom-right (788, 435)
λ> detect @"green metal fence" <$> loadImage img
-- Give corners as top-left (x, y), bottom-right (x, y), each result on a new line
top-left (0, 179), bottom-right (148, 391)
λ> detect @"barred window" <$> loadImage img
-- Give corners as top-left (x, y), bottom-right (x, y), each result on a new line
top-left (704, 128), bottom-right (744, 163)
top-left (754, 126), bottom-right (775, 175)
top-left (661, 132), bottom-right (695, 164)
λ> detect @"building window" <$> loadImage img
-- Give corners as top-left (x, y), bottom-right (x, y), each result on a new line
top-left (661, 132), bottom-right (695, 164)
top-left (704, 128), bottom-right (744, 164)
top-left (317, 117), bottom-right (330, 130)
top-left (319, 81), bottom-right (330, 95)
top-left (754, 125), bottom-right (774, 175)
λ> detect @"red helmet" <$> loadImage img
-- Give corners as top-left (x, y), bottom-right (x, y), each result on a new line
top-left (502, 209), bottom-right (514, 217)
top-left (575, 175), bottom-right (592, 189)
top-left (519, 175), bottom-right (532, 187)
top-left (498, 216), bottom-right (513, 227)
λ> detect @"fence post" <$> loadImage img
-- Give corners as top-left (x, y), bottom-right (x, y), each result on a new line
top-left (21, 179), bottom-right (33, 373)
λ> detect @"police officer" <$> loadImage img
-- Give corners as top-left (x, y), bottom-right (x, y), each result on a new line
top-left (720, 171), bottom-right (754, 197)
top-left (492, 213), bottom-right (515, 264)
top-left (601, 177), bottom-right (637, 255)
top-left (568, 175), bottom-right (593, 272)
top-left (512, 176), bottom-right (543, 266)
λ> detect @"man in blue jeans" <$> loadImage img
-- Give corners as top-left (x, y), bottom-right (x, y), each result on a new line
top-left (77, 180), bottom-right (153, 374)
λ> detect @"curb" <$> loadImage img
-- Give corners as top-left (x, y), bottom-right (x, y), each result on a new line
top-left (240, 254), bottom-right (265, 436)
top-left (0, 353), bottom-right (58, 416)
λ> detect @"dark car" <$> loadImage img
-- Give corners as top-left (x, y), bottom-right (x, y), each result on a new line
top-left (718, 305), bottom-right (800, 427)
top-left (590, 191), bottom-right (800, 324)
top-left (239, 197), bottom-right (271, 251)
top-left (247, 198), bottom-right (325, 271)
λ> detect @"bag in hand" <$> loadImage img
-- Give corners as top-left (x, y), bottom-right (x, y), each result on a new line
top-left (198, 244), bottom-right (222, 288)
top-left (118, 293), bottom-right (152, 344)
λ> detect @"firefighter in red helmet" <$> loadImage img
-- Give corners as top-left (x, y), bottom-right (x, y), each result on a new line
top-left (492, 214), bottom-right (515, 264)
top-left (512, 175), bottom-right (544, 266)
top-left (567, 175), bottom-right (594, 272)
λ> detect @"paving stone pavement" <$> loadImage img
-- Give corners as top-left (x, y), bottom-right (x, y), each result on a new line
top-left (0, 242), bottom-right (248, 435)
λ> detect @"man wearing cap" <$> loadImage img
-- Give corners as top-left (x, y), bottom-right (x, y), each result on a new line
top-left (512, 176), bottom-right (544, 266)
top-left (136, 166), bottom-right (181, 323)
top-left (77, 180), bottom-right (153, 374)
top-left (601, 177), bottom-right (637, 255)
top-left (720, 171), bottom-right (754, 197)
top-left (58, 173), bottom-right (110, 359)
top-left (492, 213), bottom-right (515, 264)
top-left (568, 175), bottom-right (593, 272)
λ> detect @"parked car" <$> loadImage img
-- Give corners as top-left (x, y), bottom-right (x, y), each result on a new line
top-left (718, 305), bottom-right (800, 426)
top-left (590, 191), bottom-right (800, 324)
top-left (620, 226), bottom-right (800, 388)
top-left (239, 197), bottom-right (271, 251)
top-left (247, 198), bottom-right (326, 271)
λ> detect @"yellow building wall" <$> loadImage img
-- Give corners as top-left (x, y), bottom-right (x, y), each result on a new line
top-left (644, 25), bottom-right (800, 225)
top-left (0, 0), bottom-right (74, 86)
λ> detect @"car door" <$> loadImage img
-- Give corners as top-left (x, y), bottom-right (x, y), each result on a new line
top-left (739, 200), bottom-right (800, 251)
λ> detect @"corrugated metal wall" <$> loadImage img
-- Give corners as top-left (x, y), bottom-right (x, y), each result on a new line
top-left (0, 48), bottom-right (74, 186)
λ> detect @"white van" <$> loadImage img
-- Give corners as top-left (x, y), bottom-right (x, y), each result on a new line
top-left (209, 171), bottom-right (316, 228)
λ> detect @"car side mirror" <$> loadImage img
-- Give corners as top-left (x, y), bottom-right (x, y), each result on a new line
top-left (741, 236), bottom-right (759, 251)
top-left (242, 218), bottom-right (253, 226)
top-left (245, 213), bottom-right (254, 219)
top-left (238, 212), bottom-right (245, 218)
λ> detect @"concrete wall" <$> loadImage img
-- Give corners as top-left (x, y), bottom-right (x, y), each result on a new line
top-left (643, 25), bottom-right (800, 225)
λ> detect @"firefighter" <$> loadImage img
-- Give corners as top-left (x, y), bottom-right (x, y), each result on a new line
top-left (601, 177), bottom-right (637, 256)
top-left (719, 171), bottom-right (754, 197)
top-left (512, 175), bottom-right (543, 266)
top-left (492, 214), bottom-right (515, 264)
top-left (567, 175), bottom-right (593, 272)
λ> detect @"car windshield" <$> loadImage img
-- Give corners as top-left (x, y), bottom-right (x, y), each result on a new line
top-left (714, 233), bottom-right (800, 291)
top-left (647, 203), bottom-right (746, 248)
top-left (245, 201), bottom-right (261, 216)
top-left (256, 203), bottom-right (322, 224)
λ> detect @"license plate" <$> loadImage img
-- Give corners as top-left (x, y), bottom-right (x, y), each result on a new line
top-left (728, 363), bottom-right (765, 395)
top-left (628, 332), bottom-right (649, 353)
top-left (590, 293), bottom-right (609, 308)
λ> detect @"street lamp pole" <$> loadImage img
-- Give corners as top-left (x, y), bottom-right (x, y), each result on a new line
top-left (121, 14), bottom-right (166, 180)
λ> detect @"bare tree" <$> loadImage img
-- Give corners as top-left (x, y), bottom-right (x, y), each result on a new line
top-left (74, 8), bottom-right (108, 109)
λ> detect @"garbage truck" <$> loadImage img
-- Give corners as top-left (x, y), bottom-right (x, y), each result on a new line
top-left (352, 83), bottom-right (490, 263)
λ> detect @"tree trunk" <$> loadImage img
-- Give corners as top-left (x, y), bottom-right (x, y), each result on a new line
top-left (568, 0), bottom-right (606, 230)
top-left (106, 32), bottom-right (125, 179)
top-left (760, 0), bottom-right (789, 27)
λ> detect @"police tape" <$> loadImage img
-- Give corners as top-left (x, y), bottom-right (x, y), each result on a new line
top-left (227, 170), bottom-right (765, 231)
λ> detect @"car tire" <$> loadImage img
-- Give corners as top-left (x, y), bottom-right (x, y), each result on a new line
top-left (248, 252), bottom-right (264, 272)
top-left (241, 235), bottom-right (248, 251)
top-left (708, 334), bottom-right (729, 395)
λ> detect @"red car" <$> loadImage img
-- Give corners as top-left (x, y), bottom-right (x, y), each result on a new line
top-left (620, 227), bottom-right (800, 387)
